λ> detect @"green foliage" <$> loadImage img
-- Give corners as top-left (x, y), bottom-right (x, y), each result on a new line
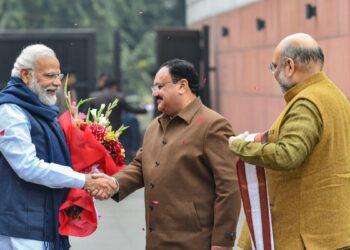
top-left (0, 0), bottom-right (185, 99)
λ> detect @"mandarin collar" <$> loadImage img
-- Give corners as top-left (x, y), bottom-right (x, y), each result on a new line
top-left (158, 97), bottom-right (202, 125)
top-left (284, 72), bottom-right (327, 103)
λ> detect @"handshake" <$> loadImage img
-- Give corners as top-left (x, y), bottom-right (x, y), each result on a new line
top-left (83, 173), bottom-right (119, 200)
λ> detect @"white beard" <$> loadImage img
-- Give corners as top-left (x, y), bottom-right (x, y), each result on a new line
top-left (28, 76), bottom-right (57, 106)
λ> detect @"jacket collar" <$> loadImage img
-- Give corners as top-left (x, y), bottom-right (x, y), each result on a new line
top-left (158, 97), bottom-right (202, 127)
top-left (284, 72), bottom-right (328, 103)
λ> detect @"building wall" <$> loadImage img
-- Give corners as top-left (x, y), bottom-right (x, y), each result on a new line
top-left (188, 0), bottom-right (350, 133)
top-left (186, 0), bottom-right (258, 25)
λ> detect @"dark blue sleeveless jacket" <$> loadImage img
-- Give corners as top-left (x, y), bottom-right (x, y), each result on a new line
top-left (0, 78), bottom-right (72, 250)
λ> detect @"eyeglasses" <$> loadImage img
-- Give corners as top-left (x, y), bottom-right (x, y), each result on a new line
top-left (269, 62), bottom-right (278, 73)
top-left (269, 56), bottom-right (294, 73)
top-left (28, 69), bottom-right (64, 81)
top-left (43, 72), bottom-right (64, 81)
top-left (151, 81), bottom-right (175, 93)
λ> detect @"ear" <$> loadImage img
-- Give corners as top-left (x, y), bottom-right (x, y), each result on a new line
top-left (285, 58), bottom-right (295, 77)
top-left (20, 69), bottom-right (32, 86)
top-left (178, 79), bottom-right (188, 94)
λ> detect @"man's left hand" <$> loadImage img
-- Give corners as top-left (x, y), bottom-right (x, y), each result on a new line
top-left (228, 131), bottom-right (249, 148)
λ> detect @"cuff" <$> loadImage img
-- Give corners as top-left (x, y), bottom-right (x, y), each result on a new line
top-left (211, 230), bottom-right (236, 246)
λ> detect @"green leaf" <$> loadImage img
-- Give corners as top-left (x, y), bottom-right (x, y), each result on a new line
top-left (114, 124), bottom-right (129, 139)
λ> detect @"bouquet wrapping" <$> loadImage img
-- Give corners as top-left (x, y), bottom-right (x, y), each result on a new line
top-left (58, 86), bottom-right (126, 237)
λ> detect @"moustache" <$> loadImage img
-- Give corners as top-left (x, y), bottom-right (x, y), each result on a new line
top-left (45, 87), bottom-right (58, 91)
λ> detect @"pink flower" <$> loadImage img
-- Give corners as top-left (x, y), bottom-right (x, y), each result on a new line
top-left (78, 112), bottom-right (86, 120)
top-left (71, 101), bottom-right (77, 114)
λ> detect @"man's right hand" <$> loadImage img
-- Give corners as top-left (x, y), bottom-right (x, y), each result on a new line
top-left (84, 174), bottom-right (118, 200)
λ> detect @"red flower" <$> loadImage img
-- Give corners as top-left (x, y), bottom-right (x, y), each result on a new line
top-left (103, 139), bottom-right (125, 166)
top-left (89, 123), bottom-right (108, 143)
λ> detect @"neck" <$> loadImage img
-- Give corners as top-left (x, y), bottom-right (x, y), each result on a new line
top-left (182, 93), bottom-right (197, 108)
top-left (168, 94), bottom-right (196, 118)
top-left (295, 63), bottom-right (321, 83)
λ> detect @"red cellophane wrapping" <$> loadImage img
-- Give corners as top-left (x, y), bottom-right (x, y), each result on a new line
top-left (58, 111), bottom-right (125, 237)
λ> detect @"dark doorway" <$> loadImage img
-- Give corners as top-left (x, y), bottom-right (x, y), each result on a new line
top-left (0, 29), bottom-right (96, 98)
top-left (156, 27), bottom-right (210, 114)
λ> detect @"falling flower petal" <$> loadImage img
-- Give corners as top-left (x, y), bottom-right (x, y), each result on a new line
top-left (196, 116), bottom-right (205, 124)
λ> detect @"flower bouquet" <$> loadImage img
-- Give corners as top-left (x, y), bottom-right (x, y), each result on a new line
top-left (58, 80), bottom-right (126, 237)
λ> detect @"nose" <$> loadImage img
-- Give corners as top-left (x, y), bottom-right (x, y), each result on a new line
top-left (53, 78), bottom-right (62, 86)
top-left (152, 90), bottom-right (159, 97)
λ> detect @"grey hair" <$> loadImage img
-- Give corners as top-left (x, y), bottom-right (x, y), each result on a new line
top-left (282, 46), bottom-right (324, 69)
top-left (11, 44), bottom-right (56, 77)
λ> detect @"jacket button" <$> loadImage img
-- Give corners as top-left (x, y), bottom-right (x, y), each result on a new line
top-left (150, 183), bottom-right (154, 188)
top-left (149, 205), bottom-right (154, 211)
top-left (224, 231), bottom-right (236, 240)
top-left (155, 161), bottom-right (160, 167)
top-left (149, 226), bottom-right (153, 232)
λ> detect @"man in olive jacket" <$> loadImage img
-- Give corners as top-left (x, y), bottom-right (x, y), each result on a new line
top-left (230, 33), bottom-right (350, 249)
top-left (113, 59), bottom-right (240, 250)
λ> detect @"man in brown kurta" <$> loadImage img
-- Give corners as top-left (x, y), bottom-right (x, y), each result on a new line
top-left (113, 59), bottom-right (241, 250)
top-left (229, 33), bottom-right (350, 249)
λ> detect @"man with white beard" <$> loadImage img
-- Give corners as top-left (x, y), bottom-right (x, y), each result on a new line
top-left (0, 44), bottom-right (118, 250)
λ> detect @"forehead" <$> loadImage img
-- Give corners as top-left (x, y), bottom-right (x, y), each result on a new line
top-left (154, 66), bottom-right (171, 83)
top-left (34, 56), bottom-right (60, 72)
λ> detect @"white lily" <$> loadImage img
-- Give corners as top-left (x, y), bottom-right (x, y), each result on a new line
top-left (90, 109), bottom-right (98, 122)
top-left (99, 115), bottom-right (108, 125)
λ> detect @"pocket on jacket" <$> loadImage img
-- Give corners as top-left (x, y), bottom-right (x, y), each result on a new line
top-left (162, 200), bottom-right (202, 232)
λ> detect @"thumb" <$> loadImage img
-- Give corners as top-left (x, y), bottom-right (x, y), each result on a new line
top-left (91, 173), bottom-right (107, 179)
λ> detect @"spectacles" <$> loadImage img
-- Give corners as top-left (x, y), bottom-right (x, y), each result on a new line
top-left (269, 62), bottom-right (278, 73)
top-left (28, 69), bottom-right (64, 81)
top-left (269, 56), bottom-right (294, 73)
top-left (151, 81), bottom-right (175, 93)
top-left (43, 72), bottom-right (64, 81)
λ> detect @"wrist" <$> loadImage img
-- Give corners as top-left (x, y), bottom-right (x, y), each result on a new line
top-left (111, 176), bottom-right (120, 193)
top-left (83, 174), bottom-right (91, 189)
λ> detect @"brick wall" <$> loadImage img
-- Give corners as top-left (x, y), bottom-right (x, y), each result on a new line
top-left (190, 0), bottom-right (350, 133)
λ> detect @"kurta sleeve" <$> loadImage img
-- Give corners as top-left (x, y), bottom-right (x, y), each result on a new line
top-left (0, 103), bottom-right (85, 189)
top-left (229, 99), bottom-right (323, 170)
top-left (204, 117), bottom-right (241, 246)
top-left (113, 147), bottom-right (144, 201)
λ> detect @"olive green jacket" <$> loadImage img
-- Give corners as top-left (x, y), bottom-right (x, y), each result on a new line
top-left (231, 72), bottom-right (350, 249)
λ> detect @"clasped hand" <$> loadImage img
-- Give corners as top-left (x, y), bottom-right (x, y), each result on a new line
top-left (84, 173), bottom-right (118, 200)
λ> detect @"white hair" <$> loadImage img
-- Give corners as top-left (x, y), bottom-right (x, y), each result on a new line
top-left (11, 44), bottom-right (56, 77)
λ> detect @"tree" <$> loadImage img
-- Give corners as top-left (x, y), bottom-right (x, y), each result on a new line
top-left (0, 0), bottom-right (185, 98)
